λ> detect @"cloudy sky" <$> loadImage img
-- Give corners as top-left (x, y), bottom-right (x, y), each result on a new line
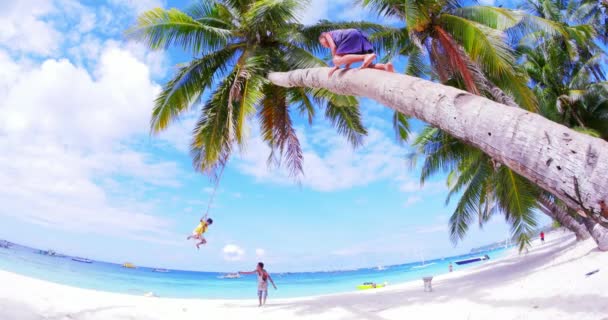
top-left (0, 0), bottom-right (540, 272)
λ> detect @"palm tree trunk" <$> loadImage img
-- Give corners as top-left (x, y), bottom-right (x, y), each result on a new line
top-left (583, 218), bottom-right (608, 251)
top-left (537, 197), bottom-right (590, 241)
top-left (268, 68), bottom-right (608, 214)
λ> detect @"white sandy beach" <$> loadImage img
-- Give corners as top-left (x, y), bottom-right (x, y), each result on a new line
top-left (0, 230), bottom-right (606, 320)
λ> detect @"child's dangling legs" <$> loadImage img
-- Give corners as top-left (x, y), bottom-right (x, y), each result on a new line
top-left (196, 237), bottom-right (207, 249)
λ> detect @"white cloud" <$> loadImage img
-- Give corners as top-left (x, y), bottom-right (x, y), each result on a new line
top-left (255, 248), bottom-right (266, 259)
top-left (300, 0), bottom-right (368, 25)
top-left (300, 0), bottom-right (330, 24)
top-left (0, 1), bottom-right (62, 56)
top-left (416, 224), bottom-right (448, 234)
top-left (404, 195), bottom-right (422, 207)
top-left (0, 40), bottom-right (183, 241)
top-left (108, 0), bottom-right (165, 14)
top-left (236, 126), bottom-right (409, 192)
top-left (400, 180), bottom-right (447, 194)
top-left (223, 244), bottom-right (245, 261)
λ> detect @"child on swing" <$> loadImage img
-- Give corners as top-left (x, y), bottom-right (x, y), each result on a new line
top-left (187, 213), bottom-right (213, 249)
top-left (319, 28), bottom-right (395, 76)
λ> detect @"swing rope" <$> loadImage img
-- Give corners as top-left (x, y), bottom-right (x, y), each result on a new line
top-left (203, 165), bottom-right (226, 216)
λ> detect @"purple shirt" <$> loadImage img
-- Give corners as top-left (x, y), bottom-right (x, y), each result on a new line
top-left (328, 29), bottom-right (374, 55)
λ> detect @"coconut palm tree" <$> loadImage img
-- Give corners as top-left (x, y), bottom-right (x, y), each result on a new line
top-left (127, 0), bottom-right (379, 178)
top-left (411, 127), bottom-right (544, 250)
top-left (515, 0), bottom-right (608, 248)
top-left (358, 0), bottom-right (566, 111)
top-left (268, 67), bottom-right (608, 233)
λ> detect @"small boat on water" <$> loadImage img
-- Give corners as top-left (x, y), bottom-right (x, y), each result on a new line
top-left (153, 268), bottom-right (169, 273)
top-left (122, 262), bottom-right (136, 269)
top-left (0, 240), bottom-right (12, 249)
top-left (72, 257), bottom-right (93, 263)
top-left (376, 265), bottom-right (386, 271)
top-left (218, 273), bottom-right (241, 279)
top-left (454, 254), bottom-right (490, 265)
top-left (39, 249), bottom-right (58, 256)
top-left (357, 282), bottom-right (387, 290)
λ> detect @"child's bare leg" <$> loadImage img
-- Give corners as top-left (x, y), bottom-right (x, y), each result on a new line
top-left (328, 66), bottom-right (340, 77)
top-left (263, 294), bottom-right (267, 305)
top-left (195, 237), bottom-right (206, 249)
top-left (335, 54), bottom-right (367, 66)
top-left (360, 53), bottom-right (377, 69)
top-left (371, 62), bottom-right (395, 73)
top-left (258, 294), bottom-right (262, 307)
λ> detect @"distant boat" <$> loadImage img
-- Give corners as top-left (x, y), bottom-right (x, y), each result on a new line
top-left (455, 254), bottom-right (490, 265)
top-left (122, 262), bottom-right (136, 269)
top-left (376, 265), bottom-right (387, 271)
top-left (153, 268), bottom-right (169, 273)
top-left (0, 240), bottom-right (11, 249)
top-left (218, 273), bottom-right (241, 279)
top-left (72, 257), bottom-right (92, 263)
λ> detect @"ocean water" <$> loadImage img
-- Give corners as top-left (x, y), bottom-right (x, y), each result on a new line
top-left (0, 243), bottom-right (508, 299)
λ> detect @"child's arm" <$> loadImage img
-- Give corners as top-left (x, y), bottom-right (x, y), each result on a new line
top-left (200, 213), bottom-right (208, 222)
top-left (238, 270), bottom-right (256, 275)
top-left (268, 273), bottom-right (277, 289)
top-left (323, 33), bottom-right (337, 57)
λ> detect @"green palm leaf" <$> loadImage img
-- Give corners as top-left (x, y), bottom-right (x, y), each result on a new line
top-left (126, 7), bottom-right (231, 54)
top-left (151, 44), bottom-right (242, 133)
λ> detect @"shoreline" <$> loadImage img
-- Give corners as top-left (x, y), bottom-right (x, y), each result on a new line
top-left (1, 230), bottom-right (606, 319)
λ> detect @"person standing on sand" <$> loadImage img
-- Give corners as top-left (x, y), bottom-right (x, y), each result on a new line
top-left (449, 262), bottom-right (453, 272)
top-left (319, 29), bottom-right (395, 76)
top-left (239, 262), bottom-right (277, 307)
top-left (540, 231), bottom-right (545, 244)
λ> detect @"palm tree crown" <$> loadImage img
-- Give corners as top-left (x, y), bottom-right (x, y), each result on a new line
top-left (128, 0), bottom-right (370, 178)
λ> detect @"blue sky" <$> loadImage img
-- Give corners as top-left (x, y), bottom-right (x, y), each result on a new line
top-left (0, 0), bottom-right (546, 272)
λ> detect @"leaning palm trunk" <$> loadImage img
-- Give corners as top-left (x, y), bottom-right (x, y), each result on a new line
top-left (537, 196), bottom-right (590, 241)
top-left (583, 218), bottom-right (608, 251)
top-left (268, 68), bottom-right (608, 216)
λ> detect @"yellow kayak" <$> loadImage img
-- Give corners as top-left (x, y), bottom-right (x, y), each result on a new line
top-left (357, 283), bottom-right (386, 290)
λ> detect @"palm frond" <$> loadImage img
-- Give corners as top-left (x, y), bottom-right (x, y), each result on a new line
top-left (392, 111), bottom-right (411, 144)
top-left (126, 7), bottom-right (232, 54)
top-left (324, 102), bottom-right (368, 147)
top-left (453, 6), bottom-right (521, 31)
top-left (150, 44), bottom-right (242, 133)
top-left (259, 85), bottom-right (304, 178)
top-left (439, 14), bottom-right (516, 80)
top-left (449, 159), bottom-right (492, 244)
top-left (493, 167), bottom-right (539, 251)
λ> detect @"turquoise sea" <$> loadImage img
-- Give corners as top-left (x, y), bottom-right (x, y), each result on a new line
top-left (0, 242), bottom-right (508, 299)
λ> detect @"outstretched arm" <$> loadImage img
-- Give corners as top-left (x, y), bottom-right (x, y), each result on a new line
top-left (268, 274), bottom-right (277, 289)
top-left (238, 270), bottom-right (256, 275)
top-left (200, 213), bottom-right (208, 222)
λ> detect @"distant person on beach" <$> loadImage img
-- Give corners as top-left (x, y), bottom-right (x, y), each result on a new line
top-left (319, 29), bottom-right (395, 76)
top-left (186, 214), bottom-right (213, 249)
top-left (239, 262), bottom-right (277, 307)
top-left (449, 262), bottom-right (453, 272)
top-left (540, 231), bottom-right (545, 244)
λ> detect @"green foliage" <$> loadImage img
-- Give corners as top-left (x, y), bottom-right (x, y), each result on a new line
top-left (129, 0), bottom-right (377, 178)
